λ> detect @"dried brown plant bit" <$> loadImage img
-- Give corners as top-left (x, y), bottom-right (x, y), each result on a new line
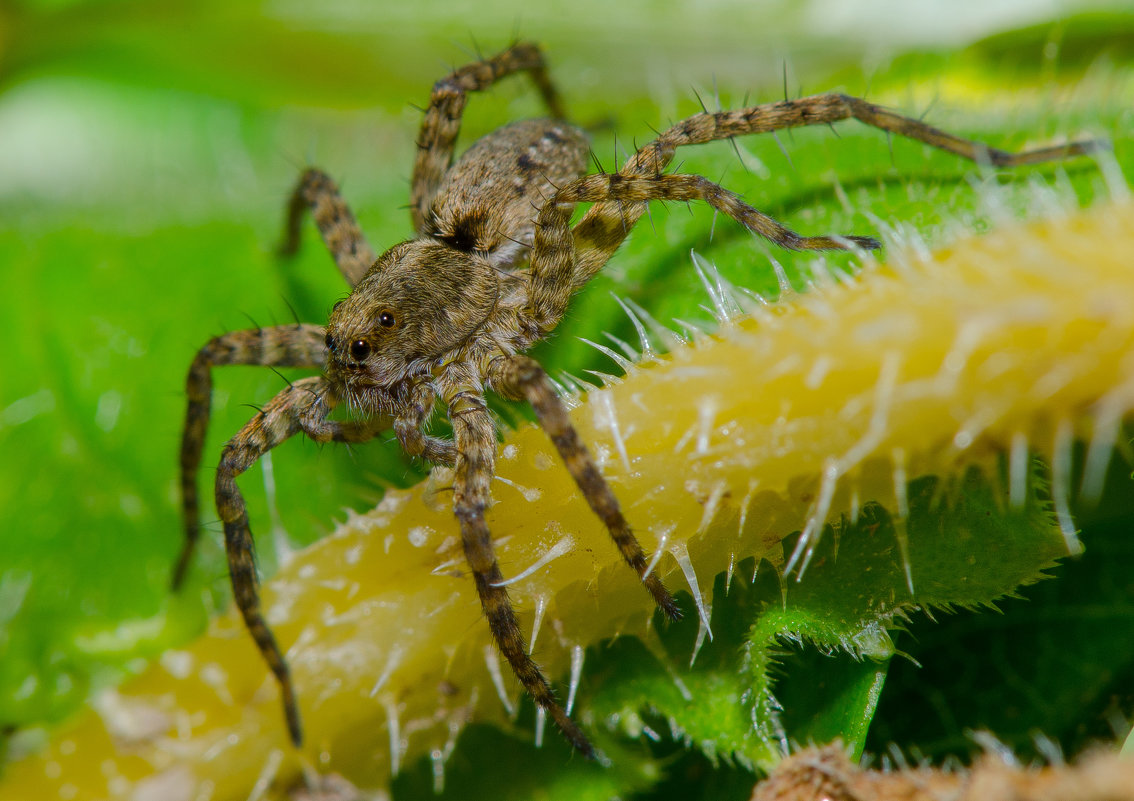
top-left (172, 41), bottom-right (1105, 757)
top-left (752, 744), bottom-right (1134, 801)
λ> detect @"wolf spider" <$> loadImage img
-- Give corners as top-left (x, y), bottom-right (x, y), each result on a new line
top-left (173, 42), bottom-right (1102, 758)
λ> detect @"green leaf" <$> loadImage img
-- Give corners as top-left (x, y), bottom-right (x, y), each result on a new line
top-left (574, 468), bottom-right (1064, 778)
top-left (869, 457), bottom-right (1134, 760)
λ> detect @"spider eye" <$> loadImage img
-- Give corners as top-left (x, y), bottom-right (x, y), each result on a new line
top-left (324, 333), bottom-right (334, 349)
top-left (378, 310), bottom-right (397, 329)
top-left (349, 339), bottom-right (371, 361)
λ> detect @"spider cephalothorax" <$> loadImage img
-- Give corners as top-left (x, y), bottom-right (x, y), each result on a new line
top-left (324, 240), bottom-right (503, 403)
top-left (173, 42), bottom-right (1102, 758)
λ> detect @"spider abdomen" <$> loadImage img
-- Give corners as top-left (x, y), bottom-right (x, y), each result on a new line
top-left (426, 119), bottom-right (589, 268)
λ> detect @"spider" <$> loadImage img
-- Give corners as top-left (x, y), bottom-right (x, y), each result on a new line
top-left (172, 42), bottom-right (1102, 759)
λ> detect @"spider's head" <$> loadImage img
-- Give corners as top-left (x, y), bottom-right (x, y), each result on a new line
top-left (324, 240), bottom-right (499, 391)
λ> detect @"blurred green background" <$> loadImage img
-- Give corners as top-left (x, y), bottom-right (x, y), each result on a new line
top-left (1, 0), bottom-right (1133, 795)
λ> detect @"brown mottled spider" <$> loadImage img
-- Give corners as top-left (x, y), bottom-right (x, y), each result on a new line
top-left (173, 42), bottom-right (1102, 758)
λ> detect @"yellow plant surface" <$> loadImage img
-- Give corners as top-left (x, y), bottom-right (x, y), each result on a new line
top-left (5, 200), bottom-right (1134, 799)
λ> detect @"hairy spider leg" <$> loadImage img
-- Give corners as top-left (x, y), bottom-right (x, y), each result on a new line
top-left (410, 41), bottom-right (568, 234)
top-left (527, 171), bottom-right (886, 332)
top-left (279, 167), bottom-right (377, 288)
top-left (174, 324), bottom-right (328, 589)
top-left (444, 376), bottom-right (597, 759)
top-left (215, 375), bottom-right (392, 747)
top-left (491, 355), bottom-right (683, 620)
top-left (564, 92), bottom-right (1107, 291)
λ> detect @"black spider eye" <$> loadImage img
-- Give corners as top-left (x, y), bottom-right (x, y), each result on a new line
top-left (349, 339), bottom-right (371, 361)
top-left (324, 333), bottom-right (334, 349)
top-left (378, 310), bottom-right (397, 329)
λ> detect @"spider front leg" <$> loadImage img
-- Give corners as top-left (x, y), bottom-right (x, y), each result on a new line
top-left (175, 323), bottom-right (327, 589)
top-left (216, 375), bottom-right (391, 747)
top-left (279, 167), bottom-right (377, 288)
top-left (490, 354), bottom-right (681, 620)
top-left (410, 41), bottom-right (567, 233)
top-left (567, 93), bottom-right (1107, 285)
top-left (526, 172), bottom-right (879, 333)
top-left (446, 385), bottom-right (595, 758)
